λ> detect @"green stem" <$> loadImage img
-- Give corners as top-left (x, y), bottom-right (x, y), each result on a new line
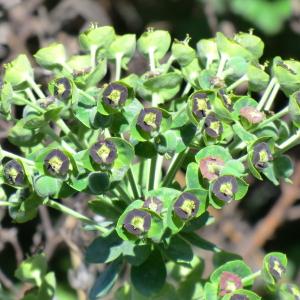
top-left (45, 199), bottom-right (109, 234)
top-left (154, 155), bottom-right (164, 189)
top-left (138, 159), bottom-right (145, 189)
top-left (257, 77), bottom-right (277, 111)
top-left (127, 167), bottom-right (140, 199)
top-left (182, 82), bottom-right (192, 96)
top-left (26, 77), bottom-right (45, 99)
top-left (277, 129), bottom-right (300, 153)
top-left (115, 53), bottom-right (123, 81)
top-left (148, 47), bottom-right (156, 72)
top-left (90, 45), bottom-right (98, 71)
top-left (241, 270), bottom-right (262, 285)
top-left (56, 119), bottom-right (86, 149)
top-left (13, 94), bottom-right (44, 113)
top-left (60, 62), bottom-right (73, 74)
top-left (115, 185), bottom-right (132, 204)
top-left (256, 106), bottom-right (289, 130)
top-left (216, 53), bottom-right (228, 78)
top-left (161, 148), bottom-right (189, 187)
top-left (264, 82), bottom-right (280, 111)
top-left (1, 149), bottom-right (35, 166)
top-left (226, 74), bottom-right (248, 92)
top-left (0, 201), bottom-right (15, 207)
top-left (147, 156), bottom-right (157, 191)
top-left (25, 88), bottom-right (37, 103)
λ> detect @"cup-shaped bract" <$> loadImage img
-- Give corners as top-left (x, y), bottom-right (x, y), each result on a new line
top-left (143, 197), bottom-right (163, 214)
top-left (192, 92), bottom-right (212, 120)
top-left (137, 108), bottom-right (162, 133)
top-left (252, 142), bottom-right (273, 170)
top-left (240, 106), bottom-right (265, 124)
top-left (44, 149), bottom-right (70, 177)
top-left (102, 82), bottom-right (128, 109)
top-left (90, 140), bottom-right (118, 165)
top-left (199, 156), bottom-right (225, 181)
top-left (3, 160), bottom-right (25, 186)
top-left (173, 192), bottom-right (200, 220)
top-left (204, 113), bottom-right (223, 138)
top-left (219, 272), bottom-right (243, 296)
top-left (54, 78), bottom-right (72, 100)
top-left (123, 209), bottom-right (151, 236)
top-left (212, 175), bottom-right (238, 202)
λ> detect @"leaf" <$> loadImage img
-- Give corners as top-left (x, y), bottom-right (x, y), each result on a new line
top-left (15, 253), bottom-right (47, 287)
top-left (86, 231), bottom-right (123, 264)
top-left (89, 258), bottom-right (123, 300)
top-left (181, 232), bottom-right (220, 253)
top-left (38, 272), bottom-right (56, 300)
top-left (88, 172), bottom-right (110, 194)
top-left (131, 250), bottom-right (166, 297)
top-left (33, 175), bottom-right (63, 198)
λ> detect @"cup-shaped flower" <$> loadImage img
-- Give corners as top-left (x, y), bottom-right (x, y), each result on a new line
top-left (212, 175), bottom-right (238, 201)
top-left (4, 160), bottom-right (25, 186)
top-left (54, 77), bottom-right (72, 100)
top-left (192, 92), bottom-right (211, 119)
top-left (44, 149), bottom-right (70, 177)
top-left (204, 113), bottom-right (223, 138)
top-left (199, 156), bottom-right (225, 181)
top-left (137, 108), bottom-right (162, 133)
top-left (89, 140), bottom-right (117, 165)
top-left (143, 197), bottom-right (163, 214)
top-left (269, 256), bottom-right (286, 280)
top-left (123, 209), bottom-right (151, 236)
top-left (240, 106), bottom-right (265, 124)
top-left (252, 142), bottom-right (272, 170)
top-left (102, 82), bottom-right (128, 108)
top-left (219, 89), bottom-right (233, 111)
top-left (173, 192), bottom-right (200, 220)
top-left (230, 294), bottom-right (249, 300)
top-left (219, 272), bottom-right (242, 296)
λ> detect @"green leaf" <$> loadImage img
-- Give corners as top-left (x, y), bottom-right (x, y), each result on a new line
top-left (181, 232), bottom-right (220, 253)
top-left (86, 231), bottom-right (123, 264)
top-left (171, 39), bottom-right (196, 67)
top-left (33, 175), bottom-right (63, 198)
top-left (144, 72), bottom-right (182, 91)
top-left (38, 272), bottom-right (56, 300)
top-left (4, 54), bottom-right (33, 87)
top-left (137, 30), bottom-right (171, 60)
top-left (196, 38), bottom-right (219, 66)
top-left (131, 250), bottom-right (166, 297)
top-left (88, 172), bottom-right (110, 194)
top-left (34, 43), bottom-right (67, 69)
top-left (89, 258), bottom-right (123, 300)
top-left (247, 64), bottom-right (270, 92)
top-left (232, 123), bottom-right (256, 143)
top-left (88, 198), bottom-right (121, 220)
top-left (122, 242), bottom-right (151, 266)
top-left (195, 145), bottom-right (232, 163)
top-left (15, 253), bottom-right (47, 287)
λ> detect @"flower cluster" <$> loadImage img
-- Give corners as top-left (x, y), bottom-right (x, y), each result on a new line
top-left (0, 26), bottom-right (299, 299)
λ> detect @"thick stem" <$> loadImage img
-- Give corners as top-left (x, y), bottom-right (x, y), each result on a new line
top-left (161, 148), bottom-right (189, 187)
top-left (226, 74), bottom-right (248, 92)
top-left (241, 270), bottom-right (262, 286)
top-left (277, 129), bottom-right (300, 153)
top-left (26, 77), bottom-right (45, 99)
top-left (127, 167), bottom-right (140, 199)
top-left (154, 155), bottom-right (164, 189)
top-left (257, 77), bottom-right (277, 111)
top-left (182, 82), bottom-right (192, 96)
top-left (264, 82), bottom-right (280, 111)
top-left (45, 199), bottom-right (109, 234)
top-left (115, 185), bottom-right (132, 204)
top-left (115, 53), bottom-right (123, 81)
top-left (0, 201), bottom-right (15, 207)
top-left (1, 149), bottom-right (35, 166)
top-left (147, 156), bottom-right (157, 191)
top-left (256, 106), bottom-right (289, 130)
top-left (13, 94), bottom-right (44, 113)
top-left (25, 88), bottom-right (37, 103)
top-left (148, 47), bottom-right (156, 72)
top-left (216, 53), bottom-right (228, 78)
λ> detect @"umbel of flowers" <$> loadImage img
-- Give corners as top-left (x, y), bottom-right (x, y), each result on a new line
top-left (0, 25), bottom-right (299, 299)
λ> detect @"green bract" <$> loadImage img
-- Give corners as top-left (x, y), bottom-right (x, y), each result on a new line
top-left (0, 27), bottom-right (298, 300)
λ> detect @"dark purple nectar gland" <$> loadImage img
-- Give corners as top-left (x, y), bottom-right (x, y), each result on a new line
top-left (219, 89), bottom-right (233, 111)
top-left (143, 197), bottom-right (163, 214)
top-left (44, 149), bottom-right (70, 177)
top-left (137, 108), bottom-right (163, 133)
top-left (173, 192), bottom-right (200, 220)
top-left (192, 92), bottom-right (211, 119)
top-left (37, 96), bottom-right (55, 109)
top-left (54, 77), bottom-right (71, 100)
top-left (240, 106), bottom-right (265, 124)
top-left (4, 160), bottom-right (25, 186)
top-left (252, 142), bottom-right (273, 170)
top-left (212, 175), bottom-right (238, 202)
top-left (199, 156), bottom-right (225, 181)
top-left (219, 272), bottom-right (243, 296)
top-left (204, 113), bottom-right (223, 138)
top-left (269, 256), bottom-right (286, 280)
top-left (230, 295), bottom-right (249, 300)
top-left (123, 209), bottom-right (151, 236)
top-left (102, 83), bottom-right (128, 108)
top-left (89, 140), bottom-right (117, 165)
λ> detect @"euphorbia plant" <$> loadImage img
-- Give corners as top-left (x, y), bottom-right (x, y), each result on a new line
top-left (0, 25), bottom-right (300, 299)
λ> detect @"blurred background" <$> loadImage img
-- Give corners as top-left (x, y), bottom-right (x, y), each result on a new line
top-left (0, 0), bottom-right (300, 299)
